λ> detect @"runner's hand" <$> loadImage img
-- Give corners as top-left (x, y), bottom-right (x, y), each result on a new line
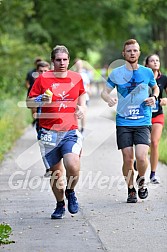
top-left (108, 97), bottom-right (118, 107)
top-left (144, 96), bottom-right (156, 106)
top-left (160, 98), bottom-right (167, 106)
top-left (75, 105), bottom-right (85, 119)
top-left (42, 94), bottom-right (52, 103)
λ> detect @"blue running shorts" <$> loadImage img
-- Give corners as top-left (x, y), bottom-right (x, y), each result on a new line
top-left (38, 128), bottom-right (83, 168)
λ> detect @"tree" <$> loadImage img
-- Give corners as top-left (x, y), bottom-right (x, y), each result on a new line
top-left (138, 0), bottom-right (167, 68)
top-left (0, 0), bottom-right (50, 96)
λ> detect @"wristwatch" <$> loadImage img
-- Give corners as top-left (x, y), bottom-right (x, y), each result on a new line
top-left (152, 95), bottom-right (158, 101)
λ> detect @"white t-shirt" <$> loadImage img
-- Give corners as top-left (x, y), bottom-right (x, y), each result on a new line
top-left (80, 70), bottom-right (90, 102)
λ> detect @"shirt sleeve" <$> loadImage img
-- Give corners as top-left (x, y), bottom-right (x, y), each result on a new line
top-left (107, 74), bottom-right (116, 89)
top-left (79, 74), bottom-right (86, 96)
top-left (148, 69), bottom-right (157, 87)
top-left (28, 76), bottom-right (42, 97)
top-left (106, 67), bottom-right (120, 89)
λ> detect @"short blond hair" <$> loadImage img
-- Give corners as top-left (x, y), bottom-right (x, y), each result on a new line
top-left (123, 39), bottom-right (140, 51)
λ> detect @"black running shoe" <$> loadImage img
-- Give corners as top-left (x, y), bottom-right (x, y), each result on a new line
top-left (137, 176), bottom-right (148, 199)
top-left (127, 190), bottom-right (137, 203)
top-left (138, 187), bottom-right (148, 199)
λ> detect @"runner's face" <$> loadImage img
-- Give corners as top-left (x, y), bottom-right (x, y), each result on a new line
top-left (53, 52), bottom-right (69, 72)
top-left (37, 66), bottom-right (49, 74)
top-left (123, 43), bottom-right (140, 64)
top-left (146, 55), bottom-right (160, 71)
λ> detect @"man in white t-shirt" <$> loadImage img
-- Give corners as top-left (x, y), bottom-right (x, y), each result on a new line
top-left (75, 59), bottom-right (91, 134)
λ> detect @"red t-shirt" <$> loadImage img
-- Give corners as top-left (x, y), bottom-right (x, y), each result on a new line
top-left (29, 70), bottom-right (85, 131)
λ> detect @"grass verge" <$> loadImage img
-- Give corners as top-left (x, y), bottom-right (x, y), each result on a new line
top-left (159, 107), bottom-right (167, 164)
top-left (0, 96), bottom-right (31, 161)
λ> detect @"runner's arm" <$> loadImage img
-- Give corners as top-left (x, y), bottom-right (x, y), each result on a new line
top-left (160, 84), bottom-right (167, 106)
top-left (145, 84), bottom-right (159, 106)
top-left (101, 85), bottom-right (118, 107)
top-left (151, 84), bottom-right (159, 100)
top-left (26, 94), bottom-right (51, 109)
top-left (75, 93), bottom-right (86, 119)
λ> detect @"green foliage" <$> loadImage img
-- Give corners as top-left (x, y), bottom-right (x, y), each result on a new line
top-left (1, 0), bottom-right (167, 72)
top-left (0, 33), bottom-right (51, 97)
top-left (159, 138), bottom-right (167, 164)
top-left (0, 0), bottom-right (51, 98)
top-left (32, 0), bottom-right (105, 58)
top-left (137, 0), bottom-right (167, 68)
top-left (0, 0), bottom-right (34, 35)
top-left (159, 107), bottom-right (167, 164)
top-left (0, 223), bottom-right (15, 245)
top-left (139, 0), bottom-right (167, 22)
top-left (0, 95), bottom-right (31, 161)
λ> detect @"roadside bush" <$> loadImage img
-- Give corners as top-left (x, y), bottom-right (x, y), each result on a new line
top-left (159, 107), bottom-right (167, 164)
top-left (0, 95), bottom-right (31, 161)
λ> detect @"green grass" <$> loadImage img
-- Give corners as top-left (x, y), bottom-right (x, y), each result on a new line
top-left (0, 96), bottom-right (31, 161)
top-left (159, 107), bottom-right (167, 164)
top-left (159, 137), bottom-right (167, 164)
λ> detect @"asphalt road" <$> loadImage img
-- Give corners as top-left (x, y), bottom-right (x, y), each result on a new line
top-left (0, 95), bottom-right (167, 252)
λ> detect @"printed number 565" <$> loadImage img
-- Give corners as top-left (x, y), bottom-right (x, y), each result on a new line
top-left (41, 133), bottom-right (52, 142)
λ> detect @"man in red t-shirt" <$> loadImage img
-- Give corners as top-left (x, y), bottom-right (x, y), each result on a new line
top-left (27, 45), bottom-right (86, 219)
